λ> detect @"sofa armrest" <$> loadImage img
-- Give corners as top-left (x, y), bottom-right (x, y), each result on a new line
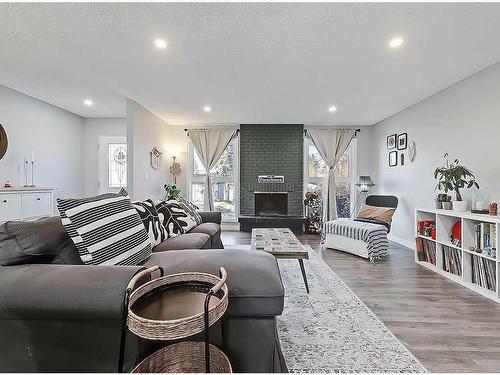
top-left (0, 264), bottom-right (143, 320)
top-left (198, 211), bottom-right (222, 225)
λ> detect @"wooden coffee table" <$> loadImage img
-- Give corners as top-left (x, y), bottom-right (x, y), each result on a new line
top-left (251, 228), bottom-right (310, 293)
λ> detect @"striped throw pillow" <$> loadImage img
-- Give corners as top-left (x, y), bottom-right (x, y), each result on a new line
top-left (57, 189), bottom-right (152, 265)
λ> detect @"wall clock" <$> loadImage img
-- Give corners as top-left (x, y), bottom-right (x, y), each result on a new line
top-left (0, 124), bottom-right (8, 160)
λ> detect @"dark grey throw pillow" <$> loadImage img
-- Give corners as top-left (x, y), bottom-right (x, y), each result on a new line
top-left (0, 216), bottom-right (82, 266)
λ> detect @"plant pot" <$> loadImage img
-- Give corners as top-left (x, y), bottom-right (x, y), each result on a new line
top-left (452, 200), bottom-right (468, 212)
top-left (435, 201), bottom-right (443, 209)
top-left (442, 201), bottom-right (452, 210)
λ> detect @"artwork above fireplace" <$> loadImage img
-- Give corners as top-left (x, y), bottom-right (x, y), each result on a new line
top-left (255, 192), bottom-right (288, 216)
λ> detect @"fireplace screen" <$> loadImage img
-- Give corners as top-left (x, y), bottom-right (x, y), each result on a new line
top-left (255, 192), bottom-right (288, 216)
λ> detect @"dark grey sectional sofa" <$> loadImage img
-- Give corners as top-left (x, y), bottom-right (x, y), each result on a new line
top-left (0, 213), bottom-right (286, 373)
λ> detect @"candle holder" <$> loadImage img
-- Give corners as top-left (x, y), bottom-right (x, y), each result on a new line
top-left (29, 160), bottom-right (35, 187)
top-left (23, 159), bottom-right (30, 187)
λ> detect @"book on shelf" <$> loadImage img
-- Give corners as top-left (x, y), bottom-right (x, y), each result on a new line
top-left (442, 245), bottom-right (462, 276)
top-left (471, 255), bottom-right (497, 292)
top-left (473, 222), bottom-right (497, 259)
top-left (415, 237), bottom-right (436, 265)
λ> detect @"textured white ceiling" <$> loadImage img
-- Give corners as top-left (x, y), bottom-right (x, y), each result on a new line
top-left (1, 3), bottom-right (500, 125)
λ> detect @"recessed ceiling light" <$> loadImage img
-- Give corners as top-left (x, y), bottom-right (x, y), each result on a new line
top-left (328, 105), bottom-right (337, 113)
top-left (389, 37), bottom-right (404, 49)
top-left (83, 99), bottom-right (93, 106)
top-left (154, 38), bottom-right (167, 49)
top-left (203, 105), bottom-right (212, 113)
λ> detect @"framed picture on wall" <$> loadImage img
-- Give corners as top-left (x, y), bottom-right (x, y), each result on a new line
top-left (387, 134), bottom-right (397, 149)
top-left (397, 133), bottom-right (407, 150)
top-left (389, 150), bottom-right (398, 167)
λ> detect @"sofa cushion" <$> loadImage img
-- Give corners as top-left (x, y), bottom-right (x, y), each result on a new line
top-left (153, 233), bottom-right (211, 251)
top-left (132, 199), bottom-right (166, 247)
top-left (0, 217), bottom-right (83, 266)
top-left (190, 222), bottom-right (222, 248)
top-left (57, 189), bottom-right (151, 265)
top-left (178, 197), bottom-right (202, 225)
top-left (141, 248), bottom-right (284, 317)
top-left (156, 199), bottom-right (197, 237)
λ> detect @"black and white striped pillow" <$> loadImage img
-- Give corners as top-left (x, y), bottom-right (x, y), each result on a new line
top-left (57, 189), bottom-right (151, 265)
top-left (132, 199), bottom-right (166, 248)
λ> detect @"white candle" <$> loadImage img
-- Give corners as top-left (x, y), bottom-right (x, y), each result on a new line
top-left (31, 151), bottom-right (35, 163)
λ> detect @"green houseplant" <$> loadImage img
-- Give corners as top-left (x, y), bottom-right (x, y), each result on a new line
top-left (434, 153), bottom-right (479, 211)
top-left (164, 184), bottom-right (180, 200)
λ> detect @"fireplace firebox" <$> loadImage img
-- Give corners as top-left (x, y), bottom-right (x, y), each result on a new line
top-left (255, 192), bottom-right (288, 216)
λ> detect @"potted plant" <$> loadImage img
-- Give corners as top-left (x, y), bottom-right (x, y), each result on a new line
top-left (434, 195), bottom-right (443, 209)
top-left (164, 184), bottom-right (180, 200)
top-left (442, 195), bottom-right (452, 210)
top-left (434, 154), bottom-right (479, 211)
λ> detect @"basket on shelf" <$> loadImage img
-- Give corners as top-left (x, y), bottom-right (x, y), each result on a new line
top-left (118, 266), bottom-right (231, 373)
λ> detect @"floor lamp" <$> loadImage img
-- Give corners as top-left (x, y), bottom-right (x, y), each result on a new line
top-left (351, 175), bottom-right (375, 218)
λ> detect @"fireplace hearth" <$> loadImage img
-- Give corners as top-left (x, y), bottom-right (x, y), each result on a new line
top-left (255, 192), bottom-right (288, 216)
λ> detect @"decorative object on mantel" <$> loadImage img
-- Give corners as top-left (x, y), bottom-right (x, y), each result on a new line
top-left (150, 147), bottom-right (162, 170)
top-left (3, 180), bottom-right (12, 188)
top-left (408, 141), bottom-right (416, 162)
top-left (472, 191), bottom-right (490, 214)
top-left (388, 150), bottom-right (397, 167)
top-left (23, 152), bottom-right (36, 187)
top-left (434, 153), bottom-right (479, 212)
top-left (258, 175), bottom-right (284, 183)
top-left (0, 124), bottom-right (7, 160)
top-left (489, 202), bottom-right (498, 216)
top-left (386, 134), bottom-right (396, 149)
top-left (397, 133), bottom-right (407, 150)
top-left (163, 184), bottom-right (180, 200)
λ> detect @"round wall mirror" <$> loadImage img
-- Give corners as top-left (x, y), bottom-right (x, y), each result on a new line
top-left (0, 124), bottom-right (8, 160)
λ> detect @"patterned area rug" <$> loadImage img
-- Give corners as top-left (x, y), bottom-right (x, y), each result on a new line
top-left (276, 246), bottom-right (427, 373)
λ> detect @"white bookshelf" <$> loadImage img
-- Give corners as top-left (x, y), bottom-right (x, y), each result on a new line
top-left (415, 208), bottom-right (499, 303)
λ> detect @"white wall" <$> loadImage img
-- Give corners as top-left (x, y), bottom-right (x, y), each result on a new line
top-left (127, 99), bottom-right (186, 201)
top-left (0, 84), bottom-right (84, 200)
top-left (82, 118), bottom-right (126, 196)
top-left (372, 61), bottom-right (500, 246)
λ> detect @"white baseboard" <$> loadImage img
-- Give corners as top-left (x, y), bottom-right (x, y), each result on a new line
top-left (387, 234), bottom-right (415, 250)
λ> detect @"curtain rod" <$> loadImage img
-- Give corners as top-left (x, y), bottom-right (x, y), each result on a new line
top-left (184, 128), bottom-right (240, 132)
top-left (304, 128), bottom-right (361, 135)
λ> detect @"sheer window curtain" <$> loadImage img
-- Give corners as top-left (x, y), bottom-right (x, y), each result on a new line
top-left (306, 129), bottom-right (356, 223)
top-left (187, 129), bottom-right (237, 211)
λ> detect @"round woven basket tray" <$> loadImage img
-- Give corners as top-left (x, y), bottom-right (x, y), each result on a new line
top-left (128, 271), bottom-right (229, 341)
top-left (132, 341), bottom-right (232, 373)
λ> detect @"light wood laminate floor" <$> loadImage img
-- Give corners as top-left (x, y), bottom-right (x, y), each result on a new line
top-left (221, 231), bottom-right (500, 373)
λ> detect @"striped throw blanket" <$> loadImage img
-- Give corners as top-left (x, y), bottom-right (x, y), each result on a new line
top-left (324, 218), bottom-right (389, 261)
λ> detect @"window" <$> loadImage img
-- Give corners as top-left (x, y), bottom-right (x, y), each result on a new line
top-left (305, 138), bottom-right (356, 218)
top-left (188, 138), bottom-right (239, 222)
top-left (108, 143), bottom-right (127, 188)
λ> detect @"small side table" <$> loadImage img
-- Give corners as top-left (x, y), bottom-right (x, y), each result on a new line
top-left (118, 266), bottom-right (231, 373)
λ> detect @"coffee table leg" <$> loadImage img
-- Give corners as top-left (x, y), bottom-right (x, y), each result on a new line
top-left (298, 259), bottom-right (310, 294)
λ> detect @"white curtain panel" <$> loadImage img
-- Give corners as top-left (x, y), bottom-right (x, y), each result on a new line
top-left (307, 129), bottom-right (356, 223)
top-left (187, 129), bottom-right (237, 211)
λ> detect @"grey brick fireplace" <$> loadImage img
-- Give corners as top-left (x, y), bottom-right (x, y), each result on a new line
top-left (239, 124), bottom-right (306, 231)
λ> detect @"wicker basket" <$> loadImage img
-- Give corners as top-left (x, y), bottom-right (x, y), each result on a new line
top-left (132, 341), bottom-right (232, 373)
top-left (127, 269), bottom-right (229, 341)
